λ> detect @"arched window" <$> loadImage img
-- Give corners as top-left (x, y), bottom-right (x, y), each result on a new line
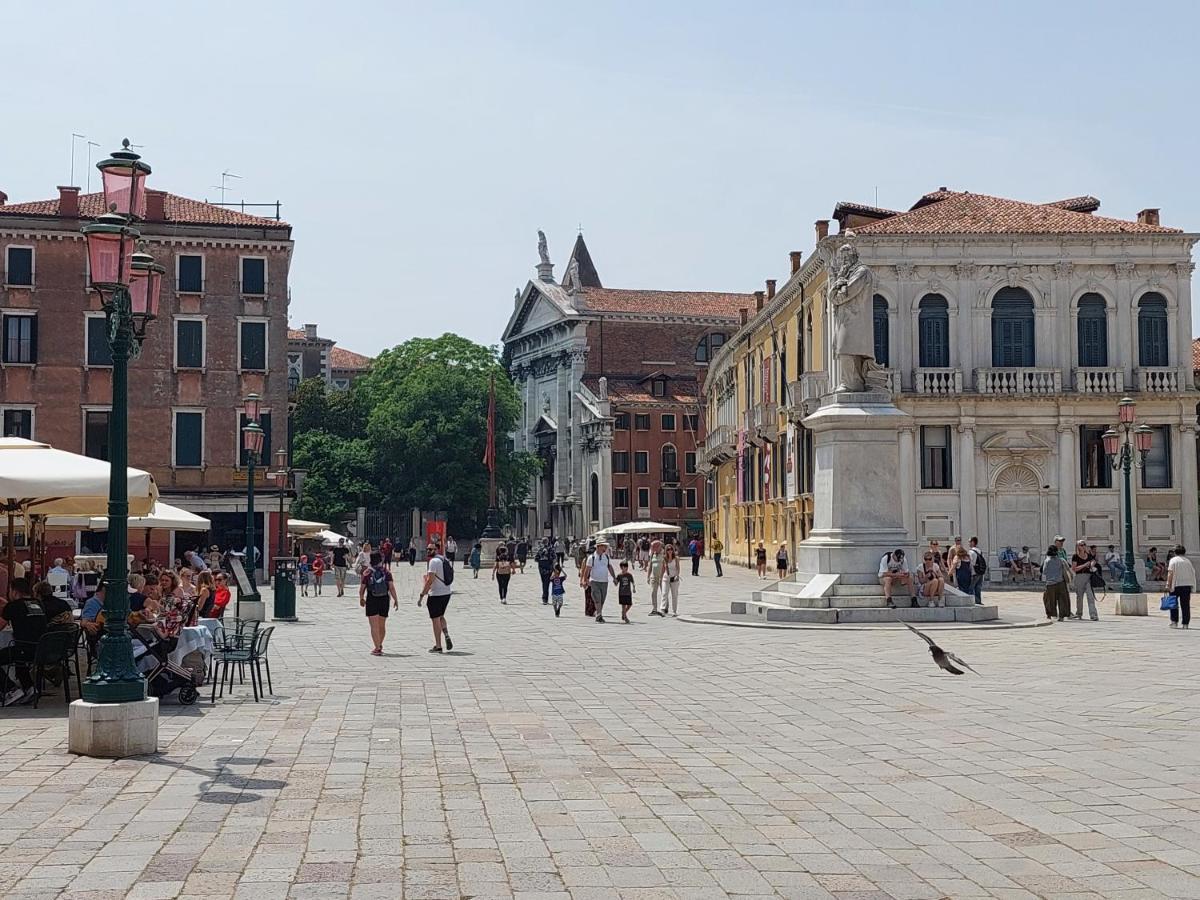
top-left (917, 294), bottom-right (950, 367)
top-left (590, 473), bottom-right (599, 522)
top-left (872, 295), bottom-right (889, 366)
top-left (694, 332), bottom-right (726, 363)
top-left (661, 444), bottom-right (678, 480)
top-left (991, 287), bottom-right (1035, 367)
top-left (1137, 292), bottom-right (1169, 366)
top-left (1077, 293), bottom-right (1108, 367)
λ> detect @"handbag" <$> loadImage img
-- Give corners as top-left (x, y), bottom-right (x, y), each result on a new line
top-left (1161, 594), bottom-right (1178, 611)
top-left (1090, 570), bottom-right (1106, 589)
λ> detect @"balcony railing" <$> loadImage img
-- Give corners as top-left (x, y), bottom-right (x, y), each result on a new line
top-left (913, 368), bottom-right (963, 395)
top-left (787, 373), bottom-right (828, 417)
top-left (975, 367), bottom-right (1062, 396)
top-left (1074, 367), bottom-right (1124, 395)
top-left (661, 468), bottom-right (680, 485)
top-left (876, 369), bottom-right (902, 396)
top-left (746, 402), bottom-right (778, 440)
top-left (704, 424), bottom-right (736, 462)
top-left (1137, 367), bottom-right (1186, 394)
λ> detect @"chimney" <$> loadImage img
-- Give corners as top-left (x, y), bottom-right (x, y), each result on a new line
top-left (57, 186), bottom-right (79, 218)
top-left (765, 279), bottom-right (776, 300)
top-left (1137, 208), bottom-right (1160, 226)
top-left (0, 191), bottom-right (7, 207)
top-left (754, 290), bottom-right (765, 312)
top-left (739, 307), bottom-right (748, 325)
top-left (304, 323), bottom-right (318, 339)
top-left (145, 189), bottom-right (167, 222)
top-left (815, 219), bottom-right (830, 241)
top-left (789, 251), bottom-right (803, 274)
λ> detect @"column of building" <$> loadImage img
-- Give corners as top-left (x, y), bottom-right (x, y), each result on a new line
top-left (598, 424), bottom-right (613, 531)
top-left (1113, 263), bottom-right (1136, 388)
top-left (957, 420), bottom-right (977, 539)
top-left (898, 425), bottom-right (917, 541)
top-left (1052, 263), bottom-right (1073, 380)
top-left (1180, 423), bottom-right (1199, 554)
top-left (1175, 262), bottom-right (1196, 378)
top-left (955, 264), bottom-right (977, 378)
top-left (1057, 423), bottom-right (1077, 540)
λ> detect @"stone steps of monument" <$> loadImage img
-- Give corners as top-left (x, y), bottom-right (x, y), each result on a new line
top-left (760, 585), bottom-right (975, 608)
top-left (730, 598), bottom-right (1001, 624)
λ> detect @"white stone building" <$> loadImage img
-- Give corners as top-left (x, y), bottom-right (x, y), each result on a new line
top-left (825, 189), bottom-right (1198, 569)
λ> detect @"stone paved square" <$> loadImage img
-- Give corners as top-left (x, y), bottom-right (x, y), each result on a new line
top-left (1, 562), bottom-right (1199, 899)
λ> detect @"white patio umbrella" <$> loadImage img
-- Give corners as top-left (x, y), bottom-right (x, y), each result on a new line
top-left (0, 437), bottom-right (157, 583)
top-left (288, 518), bottom-right (330, 533)
top-left (45, 502), bottom-right (210, 564)
top-left (603, 520), bottom-right (682, 535)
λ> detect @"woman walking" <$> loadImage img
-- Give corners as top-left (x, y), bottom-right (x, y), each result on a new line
top-left (359, 551), bottom-right (398, 655)
top-left (663, 545), bottom-right (681, 616)
top-left (469, 543), bottom-right (482, 578)
top-left (1069, 540), bottom-right (1100, 620)
top-left (311, 552), bottom-right (326, 596)
top-left (1041, 545), bottom-right (1071, 621)
top-left (775, 543), bottom-right (789, 579)
top-left (755, 541), bottom-right (768, 579)
top-left (492, 547), bottom-right (514, 604)
top-left (647, 540), bottom-right (666, 616)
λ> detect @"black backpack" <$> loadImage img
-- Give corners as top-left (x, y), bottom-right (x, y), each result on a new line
top-left (436, 555), bottom-right (454, 586)
top-left (972, 550), bottom-right (988, 576)
top-left (367, 566), bottom-right (390, 599)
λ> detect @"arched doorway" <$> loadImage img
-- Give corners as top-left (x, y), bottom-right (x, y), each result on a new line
top-left (988, 463), bottom-right (1043, 558)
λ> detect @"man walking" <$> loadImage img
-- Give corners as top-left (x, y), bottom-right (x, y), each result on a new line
top-left (688, 535), bottom-right (701, 576)
top-left (1167, 544), bottom-right (1196, 629)
top-left (331, 538), bottom-right (351, 597)
top-left (418, 547), bottom-right (455, 652)
top-left (711, 537), bottom-right (724, 577)
top-left (582, 539), bottom-right (617, 623)
top-left (535, 538), bottom-right (555, 605)
top-left (359, 551), bottom-right (398, 656)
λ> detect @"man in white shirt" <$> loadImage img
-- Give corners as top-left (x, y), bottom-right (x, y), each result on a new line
top-left (418, 547), bottom-right (455, 652)
top-left (582, 540), bottom-right (617, 623)
top-left (1166, 544), bottom-right (1196, 630)
top-left (1104, 545), bottom-right (1126, 582)
top-left (878, 549), bottom-right (914, 609)
top-left (46, 558), bottom-right (71, 600)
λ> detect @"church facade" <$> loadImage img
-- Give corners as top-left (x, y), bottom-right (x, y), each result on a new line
top-left (500, 234), bottom-right (753, 540)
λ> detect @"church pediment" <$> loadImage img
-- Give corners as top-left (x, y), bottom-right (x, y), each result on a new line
top-left (533, 414), bottom-right (558, 434)
top-left (980, 430), bottom-right (1054, 455)
top-left (502, 282), bottom-right (578, 340)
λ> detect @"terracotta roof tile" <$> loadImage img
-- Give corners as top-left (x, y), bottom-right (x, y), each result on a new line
top-left (330, 346), bottom-right (372, 371)
top-left (582, 376), bottom-right (700, 404)
top-left (0, 190), bottom-right (289, 228)
top-left (850, 190), bottom-right (1180, 236)
top-left (833, 200), bottom-right (901, 219)
top-left (1045, 195), bottom-right (1101, 213)
top-left (577, 287), bottom-right (754, 318)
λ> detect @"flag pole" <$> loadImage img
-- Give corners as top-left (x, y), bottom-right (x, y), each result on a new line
top-left (481, 373), bottom-right (502, 538)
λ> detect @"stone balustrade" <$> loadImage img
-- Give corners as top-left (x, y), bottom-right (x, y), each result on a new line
top-left (1073, 367), bottom-right (1125, 395)
top-left (913, 368), bottom-right (963, 395)
top-left (1137, 367), bottom-right (1185, 394)
top-left (974, 367), bottom-right (1063, 396)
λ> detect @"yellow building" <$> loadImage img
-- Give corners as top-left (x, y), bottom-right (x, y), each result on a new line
top-left (702, 241), bottom-right (828, 569)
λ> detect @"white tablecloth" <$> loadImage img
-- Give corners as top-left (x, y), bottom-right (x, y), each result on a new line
top-left (133, 625), bottom-right (214, 673)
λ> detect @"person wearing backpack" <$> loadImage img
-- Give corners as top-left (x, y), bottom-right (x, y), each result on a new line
top-left (359, 551), bottom-right (398, 656)
top-left (419, 546), bottom-right (455, 652)
top-left (968, 536), bottom-right (987, 605)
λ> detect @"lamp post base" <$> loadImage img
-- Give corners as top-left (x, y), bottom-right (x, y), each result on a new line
top-left (68, 697), bottom-right (158, 758)
top-left (1116, 592), bottom-right (1148, 616)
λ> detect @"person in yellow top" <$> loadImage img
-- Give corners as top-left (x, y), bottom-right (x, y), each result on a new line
top-left (711, 538), bottom-right (724, 577)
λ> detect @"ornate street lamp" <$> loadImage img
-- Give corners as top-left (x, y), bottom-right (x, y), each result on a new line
top-left (1102, 396), bottom-right (1154, 605)
top-left (79, 140), bottom-right (157, 705)
top-left (241, 410), bottom-right (264, 607)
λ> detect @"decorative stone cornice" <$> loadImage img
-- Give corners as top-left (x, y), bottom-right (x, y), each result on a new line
top-left (1053, 262), bottom-right (1073, 279)
top-left (1114, 261), bottom-right (1136, 278)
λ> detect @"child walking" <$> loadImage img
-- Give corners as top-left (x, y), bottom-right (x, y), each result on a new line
top-left (311, 552), bottom-right (326, 596)
top-left (298, 555), bottom-right (311, 597)
top-left (615, 560), bottom-right (637, 623)
top-left (550, 564), bottom-right (566, 616)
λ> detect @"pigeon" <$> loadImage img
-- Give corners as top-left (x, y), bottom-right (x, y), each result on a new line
top-left (902, 622), bottom-right (978, 675)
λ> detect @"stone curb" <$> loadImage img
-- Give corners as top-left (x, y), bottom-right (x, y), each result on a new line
top-left (677, 614), bottom-right (1055, 632)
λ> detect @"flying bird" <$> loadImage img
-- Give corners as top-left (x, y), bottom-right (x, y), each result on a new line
top-left (903, 622), bottom-right (978, 675)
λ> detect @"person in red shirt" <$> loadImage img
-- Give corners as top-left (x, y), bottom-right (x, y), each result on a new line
top-left (381, 538), bottom-right (393, 567)
top-left (311, 552), bottom-right (326, 596)
top-left (210, 572), bottom-right (232, 618)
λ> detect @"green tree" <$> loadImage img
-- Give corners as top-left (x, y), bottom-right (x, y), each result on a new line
top-left (290, 334), bottom-right (540, 536)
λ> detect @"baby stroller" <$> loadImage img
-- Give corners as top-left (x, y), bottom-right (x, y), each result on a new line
top-left (134, 624), bottom-right (202, 705)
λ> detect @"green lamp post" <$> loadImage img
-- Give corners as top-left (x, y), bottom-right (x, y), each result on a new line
top-left (1102, 397), bottom-right (1154, 602)
top-left (80, 140), bottom-right (164, 703)
top-left (241, 401), bottom-right (264, 606)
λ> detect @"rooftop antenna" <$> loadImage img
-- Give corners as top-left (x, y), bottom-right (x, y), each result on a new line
top-left (69, 133), bottom-right (87, 187)
top-left (874, 186), bottom-right (879, 206)
top-left (85, 141), bottom-right (100, 193)
top-left (217, 170), bottom-right (242, 204)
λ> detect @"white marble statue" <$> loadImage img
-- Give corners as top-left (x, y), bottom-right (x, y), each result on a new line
top-left (827, 238), bottom-right (881, 392)
top-left (537, 230), bottom-right (550, 266)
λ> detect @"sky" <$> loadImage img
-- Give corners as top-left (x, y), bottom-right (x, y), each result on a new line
top-left (3, 1), bottom-right (1199, 356)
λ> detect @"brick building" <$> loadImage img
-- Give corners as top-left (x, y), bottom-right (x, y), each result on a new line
top-left (286, 323), bottom-right (372, 393)
top-left (0, 185), bottom-right (293, 570)
top-left (502, 233), bottom-right (753, 538)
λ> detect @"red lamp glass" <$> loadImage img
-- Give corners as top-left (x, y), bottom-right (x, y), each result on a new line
top-left (1101, 428), bottom-right (1120, 457)
top-left (242, 393), bottom-right (262, 421)
top-left (242, 421), bottom-right (265, 455)
top-left (1134, 425), bottom-right (1154, 454)
top-left (1118, 397), bottom-right (1136, 425)
top-left (83, 211), bottom-right (138, 290)
top-left (274, 447), bottom-right (288, 471)
top-left (97, 139), bottom-right (152, 220)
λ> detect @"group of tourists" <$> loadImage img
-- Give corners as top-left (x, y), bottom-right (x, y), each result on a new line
top-left (878, 536), bottom-right (989, 608)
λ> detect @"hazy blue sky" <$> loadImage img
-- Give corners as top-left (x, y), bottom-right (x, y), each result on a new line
top-left (3, 1), bottom-right (1197, 355)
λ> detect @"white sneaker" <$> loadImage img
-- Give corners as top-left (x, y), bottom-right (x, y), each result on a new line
top-left (3, 688), bottom-right (23, 707)
top-left (18, 687), bottom-right (36, 705)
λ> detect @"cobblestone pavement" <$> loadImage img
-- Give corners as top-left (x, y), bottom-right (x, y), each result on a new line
top-left (1, 560), bottom-right (1199, 899)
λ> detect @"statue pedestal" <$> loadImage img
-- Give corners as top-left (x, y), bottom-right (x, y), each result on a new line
top-left (796, 392), bottom-right (913, 576)
top-left (478, 537), bottom-right (506, 567)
